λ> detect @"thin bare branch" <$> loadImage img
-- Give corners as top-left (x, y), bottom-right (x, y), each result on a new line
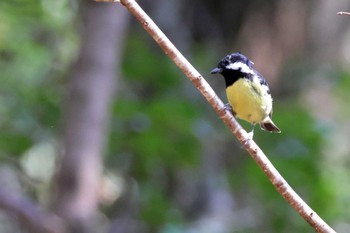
top-left (115, 0), bottom-right (337, 232)
top-left (0, 191), bottom-right (66, 233)
top-left (337, 11), bottom-right (350, 15)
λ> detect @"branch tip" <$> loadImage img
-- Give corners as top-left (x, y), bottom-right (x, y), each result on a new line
top-left (337, 11), bottom-right (350, 16)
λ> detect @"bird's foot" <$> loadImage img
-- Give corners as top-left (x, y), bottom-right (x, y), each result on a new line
top-left (247, 130), bottom-right (254, 140)
top-left (241, 126), bottom-right (255, 148)
top-left (224, 103), bottom-right (235, 115)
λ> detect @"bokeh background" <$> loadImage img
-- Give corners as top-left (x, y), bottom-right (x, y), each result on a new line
top-left (1, 0), bottom-right (350, 232)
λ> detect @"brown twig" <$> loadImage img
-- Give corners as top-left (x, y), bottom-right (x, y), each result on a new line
top-left (113, 0), bottom-right (336, 232)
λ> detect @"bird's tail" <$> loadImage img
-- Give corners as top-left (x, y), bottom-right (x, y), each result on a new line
top-left (260, 119), bottom-right (281, 133)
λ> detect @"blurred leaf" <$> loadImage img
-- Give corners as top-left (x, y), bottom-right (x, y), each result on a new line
top-left (0, 132), bottom-right (32, 157)
top-left (122, 33), bottom-right (182, 98)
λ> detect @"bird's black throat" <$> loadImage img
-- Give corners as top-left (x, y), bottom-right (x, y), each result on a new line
top-left (221, 70), bottom-right (248, 87)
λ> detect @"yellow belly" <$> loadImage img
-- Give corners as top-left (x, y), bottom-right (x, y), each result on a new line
top-left (226, 78), bottom-right (272, 124)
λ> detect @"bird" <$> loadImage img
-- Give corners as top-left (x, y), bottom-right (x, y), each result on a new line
top-left (211, 52), bottom-right (281, 137)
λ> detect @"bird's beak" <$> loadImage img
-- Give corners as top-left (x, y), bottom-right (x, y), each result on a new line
top-left (210, 67), bottom-right (222, 74)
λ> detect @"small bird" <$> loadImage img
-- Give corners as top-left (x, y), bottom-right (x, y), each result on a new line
top-left (211, 52), bottom-right (281, 137)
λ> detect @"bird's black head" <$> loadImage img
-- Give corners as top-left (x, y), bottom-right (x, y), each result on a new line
top-left (211, 52), bottom-right (254, 74)
top-left (211, 52), bottom-right (255, 86)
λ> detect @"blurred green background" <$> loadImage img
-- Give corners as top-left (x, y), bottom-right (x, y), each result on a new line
top-left (0, 0), bottom-right (350, 232)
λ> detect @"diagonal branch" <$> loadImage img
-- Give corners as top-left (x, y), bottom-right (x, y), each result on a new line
top-left (0, 191), bottom-right (66, 233)
top-left (106, 0), bottom-right (335, 232)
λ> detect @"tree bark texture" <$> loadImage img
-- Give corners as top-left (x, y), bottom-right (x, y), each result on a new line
top-left (54, 1), bottom-right (128, 232)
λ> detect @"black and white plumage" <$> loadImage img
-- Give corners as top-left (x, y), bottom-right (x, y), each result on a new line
top-left (211, 52), bottom-right (281, 134)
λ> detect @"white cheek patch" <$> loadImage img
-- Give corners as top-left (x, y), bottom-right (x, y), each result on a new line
top-left (225, 62), bottom-right (254, 74)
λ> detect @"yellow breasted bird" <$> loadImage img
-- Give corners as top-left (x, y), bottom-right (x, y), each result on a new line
top-left (211, 52), bottom-right (281, 136)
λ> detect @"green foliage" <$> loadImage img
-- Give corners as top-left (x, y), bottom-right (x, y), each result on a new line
top-left (0, 0), bottom-right (76, 158)
top-left (334, 69), bottom-right (350, 118)
top-left (113, 98), bottom-right (200, 168)
top-left (141, 184), bottom-right (183, 228)
top-left (122, 34), bottom-right (182, 98)
top-left (112, 33), bottom-right (200, 167)
top-left (108, 34), bottom-right (201, 226)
